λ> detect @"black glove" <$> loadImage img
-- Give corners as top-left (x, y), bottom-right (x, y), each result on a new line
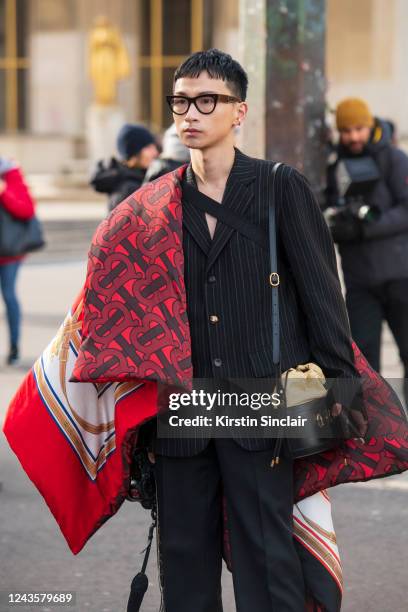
top-left (329, 210), bottom-right (363, 243)
top-left (328, 378), bottom-right (369, 440)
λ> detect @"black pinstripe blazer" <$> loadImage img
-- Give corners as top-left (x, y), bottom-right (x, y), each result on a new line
top-left (152, 148), bottom-right (358, 456)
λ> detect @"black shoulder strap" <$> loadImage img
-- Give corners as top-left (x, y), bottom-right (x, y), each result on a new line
top-left (182, 182), bottom-right (268, 251)
top-left (268, 162), bottom-right (283, 369)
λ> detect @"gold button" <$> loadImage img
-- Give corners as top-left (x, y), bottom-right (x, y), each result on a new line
top-left (209, 315), bottom-right (219, 324)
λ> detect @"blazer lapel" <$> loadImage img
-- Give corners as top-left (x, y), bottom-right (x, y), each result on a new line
top-left (206, 148), bottom-right (256, 272)
top-left (181, 165), bottom-right (212, 256)
top-left (180, 148), bottom-right (256, 266)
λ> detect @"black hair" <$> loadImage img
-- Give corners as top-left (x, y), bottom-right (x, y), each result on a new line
top-left (173, 48), bottom-right (248, 101)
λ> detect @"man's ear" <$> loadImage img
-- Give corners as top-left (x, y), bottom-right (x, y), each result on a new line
top-left (236, 102), bottom-right (248, 126)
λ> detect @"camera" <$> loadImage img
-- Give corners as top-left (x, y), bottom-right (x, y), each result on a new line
top-left (326, 156), bottom-right (381, 241)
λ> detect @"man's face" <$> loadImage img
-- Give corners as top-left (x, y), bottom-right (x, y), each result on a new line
top-left (171, 71), bottom-right (247, 150)
top-left (128, 143), bottom-right (159, 170)
top-left (138, 143), bottom-right (159, 169)
top-left (339, 125), bottom-right (371, 155)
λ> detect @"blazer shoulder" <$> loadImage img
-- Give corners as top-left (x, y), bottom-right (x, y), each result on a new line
top-left (233, 149), bottom-right (293, 180)
top-left (276, 164), bottom-right (314, 190)
top-left (253, 157), bottom-right (293, 172)
top-left (255, 159), bottom-right (304, 186)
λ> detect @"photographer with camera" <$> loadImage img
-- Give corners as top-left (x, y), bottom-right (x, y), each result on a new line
top-left (325, 98), bottom-right (408, 405)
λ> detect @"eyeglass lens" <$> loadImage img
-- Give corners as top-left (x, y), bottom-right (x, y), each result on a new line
top-left (170, 95), bottom-right (217, 115)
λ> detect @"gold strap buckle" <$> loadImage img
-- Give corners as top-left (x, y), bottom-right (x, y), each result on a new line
top-left (269, 272), bottom-right (280, 287)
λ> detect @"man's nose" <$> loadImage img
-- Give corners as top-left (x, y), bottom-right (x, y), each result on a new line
top-left (184, 103), bottom-right (200, 121)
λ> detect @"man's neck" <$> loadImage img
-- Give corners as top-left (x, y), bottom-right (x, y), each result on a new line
top-left (190, 141), bottom-right (236, 191)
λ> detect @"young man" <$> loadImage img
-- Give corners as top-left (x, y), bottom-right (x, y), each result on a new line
top-left (4, 49), bottom-right (408, 612)
top-left (144, 49), bottom-right (361, 611)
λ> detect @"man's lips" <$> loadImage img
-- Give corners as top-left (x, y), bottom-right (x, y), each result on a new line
top-left (184, 128), bottom-right (201, 134)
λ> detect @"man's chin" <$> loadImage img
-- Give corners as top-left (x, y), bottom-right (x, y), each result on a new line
top-left (183, 141), bottom-right (210, 151)
top-left (184, 143), bottom-right (203, 150)
top-left (181, 136), bottom-right (221, 151)
top-left (349, 144), bottom-right (365, 154)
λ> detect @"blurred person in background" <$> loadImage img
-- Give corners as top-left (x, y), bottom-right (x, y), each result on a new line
top-left (384, 119), bottom-right (398, 146)
top-left (0, 157), bottom-right (35, 365)
top-left (324, 98), bottom-right (408, 404)
top-left (143, 122), bottom-right (190, 183)
top-left (90, 123), bottom-right (158, 212)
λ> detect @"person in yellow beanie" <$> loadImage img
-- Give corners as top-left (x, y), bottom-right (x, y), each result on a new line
top-left (325, 97), bottom-right (408, 406)
top-left (335, 98), bottom-right (374, 154)
top-left (336, 98), bottom-right (374, 128)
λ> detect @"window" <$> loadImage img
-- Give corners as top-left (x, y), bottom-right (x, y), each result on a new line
top-left (138, 0), bottom-right (209, 130)
top-left (0, 0), bottom-right (29, 131)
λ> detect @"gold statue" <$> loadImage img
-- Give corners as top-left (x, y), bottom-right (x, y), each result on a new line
top-left (88, 16), bottom-right (131, 106)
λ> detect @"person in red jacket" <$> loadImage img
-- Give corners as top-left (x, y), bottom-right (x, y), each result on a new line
top-left (0, 158), bottom-right (35, 365)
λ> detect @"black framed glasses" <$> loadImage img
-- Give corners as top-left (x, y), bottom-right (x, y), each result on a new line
top-left (166, 93), bottom-right (241, 115)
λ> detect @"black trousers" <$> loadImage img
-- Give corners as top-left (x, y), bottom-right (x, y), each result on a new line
top-left (154, 438), bottom-right (305, 612)
top-left (345, 278), bottom-right (408, 405)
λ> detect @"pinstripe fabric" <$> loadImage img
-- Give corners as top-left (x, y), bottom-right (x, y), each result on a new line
top-left (154, 148), bottom-right (358, 456)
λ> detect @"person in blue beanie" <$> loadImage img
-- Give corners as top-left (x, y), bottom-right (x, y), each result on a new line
top-left (90, 123), bottom-right (158, 211)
